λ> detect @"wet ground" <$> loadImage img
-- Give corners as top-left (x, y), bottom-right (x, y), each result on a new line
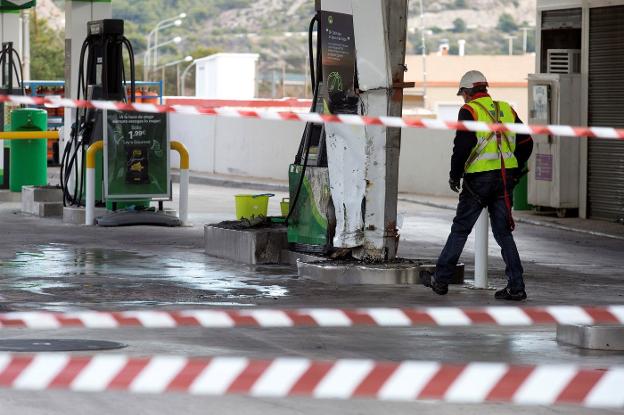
top-left (0, 182), bottom-right (623, 414)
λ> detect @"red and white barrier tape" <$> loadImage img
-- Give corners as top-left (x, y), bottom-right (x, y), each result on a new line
top-left (0, 354), bottom-right (621, 408)
top-left (1, 305), bottom-right (622, 329)
top-left (1, 94), bottom-right (623, 139)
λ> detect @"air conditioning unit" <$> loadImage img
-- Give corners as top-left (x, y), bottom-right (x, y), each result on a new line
top-left (547, 49), bottom-right (581, 74)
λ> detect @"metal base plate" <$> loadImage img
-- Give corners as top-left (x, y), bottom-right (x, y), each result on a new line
top-left (463, 280), bottom-right (497, 291)
top-left (557, 324), bottom-right (624, 351)
top-left (0, 339), bottom-right (127, 352)
top-left (97, 211), bottom-right (181, 227)
top-left (298, 259), bottom-right (420, 285)
top-left (298, 259), bottom-right (465, 285)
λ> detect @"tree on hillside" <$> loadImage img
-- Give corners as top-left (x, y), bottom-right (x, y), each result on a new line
top-left (30, 14), bottom-right (64, 80)
top-left (452, 18), bottom-right (466, 33)
top-left (497, 13), bottom-right (518, 33)
top-left (454, 0), bottom-right (467, 8)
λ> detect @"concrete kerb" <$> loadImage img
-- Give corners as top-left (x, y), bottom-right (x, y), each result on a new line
top-left (398, 197), bottom-right (624, 241)
top-left (171, 170), bottom-right (288, 192)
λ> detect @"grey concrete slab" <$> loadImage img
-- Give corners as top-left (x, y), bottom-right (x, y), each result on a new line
top-left (21, 187), bottom-right (64, 218)
top-left (22, 200), bottom-right (63, 217)
top-left (21, 185), bottom-right (63, 203)
top-left (204, 223), bottom-right (288, 264)
top-left (62, 206), bottom-right (107, 224)
top-left (557, 324), bottom-right (624, 351)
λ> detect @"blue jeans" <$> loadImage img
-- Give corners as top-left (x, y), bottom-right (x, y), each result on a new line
top-left (435, 171), bottom-right (525, 291)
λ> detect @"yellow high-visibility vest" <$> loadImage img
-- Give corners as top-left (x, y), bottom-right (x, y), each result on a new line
top-left (464, 96), bottom-right (518, 174)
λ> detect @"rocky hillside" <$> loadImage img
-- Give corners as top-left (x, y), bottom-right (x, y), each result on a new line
top-left (39, 0), bottom-right (537, 92)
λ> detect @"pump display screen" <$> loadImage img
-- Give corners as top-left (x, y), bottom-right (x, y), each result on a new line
top-left (104, 111), bottom-right (170, 200)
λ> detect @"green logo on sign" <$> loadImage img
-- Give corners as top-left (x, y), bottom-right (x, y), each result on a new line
top-left (328, 15), bottom-right (334, 25)
top-left (327, 72), bottom-right (344, 93)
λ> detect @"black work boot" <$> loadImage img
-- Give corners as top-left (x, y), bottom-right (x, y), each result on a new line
top-left (494, 287), bottom-right (527, 301)
top-left (425, 275), bottom-right (449, 296)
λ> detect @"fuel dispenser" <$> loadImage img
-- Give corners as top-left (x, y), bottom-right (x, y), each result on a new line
top-left (63, 19), bottom-right (179, 227)
top-left (287, 5), bottom-right (359, 254)
top-left (61, 19), bottom-right (136, 207)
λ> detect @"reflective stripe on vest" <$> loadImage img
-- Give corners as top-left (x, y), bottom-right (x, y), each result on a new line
top-left (464, 97), bottom-right (518, 174)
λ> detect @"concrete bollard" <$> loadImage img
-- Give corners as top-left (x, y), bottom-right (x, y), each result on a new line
top-left (474, 208), bottom-right (488, 288)
top-left (171, 141), bottom-right (190, 226)
top-left (85, 141), bottom-right (103, 226)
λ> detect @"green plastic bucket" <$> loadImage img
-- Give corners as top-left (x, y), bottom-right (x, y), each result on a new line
top-left (235, 193), bottom-right (274, 220)
top-left (9, 108), bottom-right (48, 192)
top-left (280, 198), bottom-right (290, 217)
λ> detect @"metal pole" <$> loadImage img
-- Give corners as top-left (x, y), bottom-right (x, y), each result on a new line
top-left (505, 35), bottom-right (516, 56)
top-left (474, 208), bottom-right (489, 288)
top-left (143, 51), bottom-right (149, 81)
top-left (145, 33), bottom-right (151, 81)
top-left (180, 60), bottom-right (197, 96)
top-left (21, 9), bottom-right (30, 81)
top-left (176, 63), bottom-right (180, 96)
top-left (161, 66), bottom-right (165, 95)
top-left (304, 60), bottom-right (309, 98)
top-left (271, 70), bottom-right (276, 98)
top-left (281, 63), bottom-right (286, 97)
top-left (522, 27), bottom-right (529, 54)
top-left (154, 30), bottom-right (159, 70)
top-left (419, 0), bottom-right (427, 106)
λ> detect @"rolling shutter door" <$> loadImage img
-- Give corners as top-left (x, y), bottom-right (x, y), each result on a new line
top-left (588, 5), bottom-right (624, 221)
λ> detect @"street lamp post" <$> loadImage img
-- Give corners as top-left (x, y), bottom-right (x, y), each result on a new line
top-left (153, 13), bottom-right (186, 69)
top-left (504, 35), bottom-right (517, 55)
top-left (180, 59), bottom-right (198, 96)
top-left (155, 55), bottom-right (193, 96)
top-left (145, 13), bottom-right (186, 80)
top-left (143, 36), bottom-right (183, 81)
top-left (419, 0), bottom-right (427, 107)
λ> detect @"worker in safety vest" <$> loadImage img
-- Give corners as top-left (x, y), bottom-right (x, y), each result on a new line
top-left (428, 70), bottom-right (533, 300)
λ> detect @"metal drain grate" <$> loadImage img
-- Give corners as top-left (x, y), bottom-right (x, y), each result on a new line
top-left (0, 339), bottom-right (127, 352)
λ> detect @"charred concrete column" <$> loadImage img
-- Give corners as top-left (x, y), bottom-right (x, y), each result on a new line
top-left (351, 0), bottom-right (408, 260)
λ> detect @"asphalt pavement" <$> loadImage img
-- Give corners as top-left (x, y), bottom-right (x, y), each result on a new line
top-left (0, 180), bottom-right (622, 415)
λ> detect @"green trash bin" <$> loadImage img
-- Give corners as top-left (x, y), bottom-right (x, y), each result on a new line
top-left (513, 173), bottom-right (531, 211)
top-left (9, 108), bottom-right (48, 192)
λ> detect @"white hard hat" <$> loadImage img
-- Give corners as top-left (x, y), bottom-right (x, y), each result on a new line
top-left (457, 70), bottom-right (488, 95)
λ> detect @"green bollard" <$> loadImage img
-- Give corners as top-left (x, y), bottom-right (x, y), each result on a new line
top-left (9, 108), bottom-right (48, 192)
top-left (513, 173), bottom-right (531, 211)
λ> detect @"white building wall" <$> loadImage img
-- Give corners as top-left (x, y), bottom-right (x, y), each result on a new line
top-left (169, 114), bottom-right (456, 197)
top-left (195, 53), bottom-right (259, 99)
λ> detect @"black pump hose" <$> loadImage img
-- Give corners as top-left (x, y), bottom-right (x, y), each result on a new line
top-left (61, 38), bottom-right (89, 206)
top-left (122, 38), bottom-right (136, 102)
top-left (286, 13), bottom-right (320, 222)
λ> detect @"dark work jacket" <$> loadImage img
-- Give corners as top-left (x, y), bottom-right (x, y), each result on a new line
top-left (450, 94), bottom-right (534, 181)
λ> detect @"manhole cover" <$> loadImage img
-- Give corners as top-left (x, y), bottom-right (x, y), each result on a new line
top-left (0, 339), bottom-right (127, 352)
